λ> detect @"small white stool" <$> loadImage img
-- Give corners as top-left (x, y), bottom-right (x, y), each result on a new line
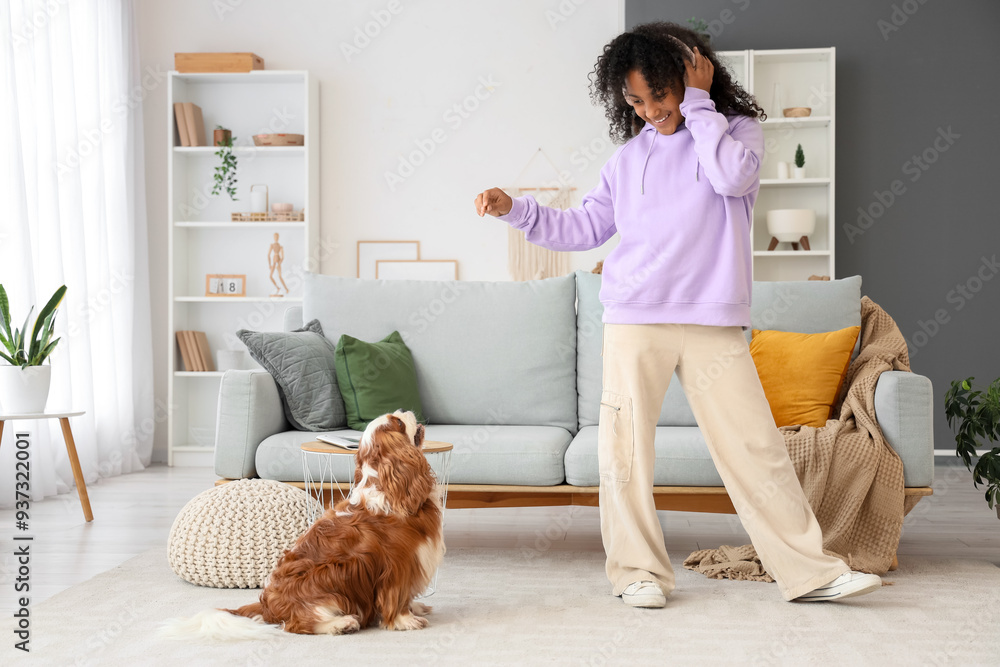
top-left (0, 411), bottom-right (92, 522)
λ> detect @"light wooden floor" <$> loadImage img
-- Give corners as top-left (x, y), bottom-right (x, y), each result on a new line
top-left (0, 460), bottom-right (995, 613)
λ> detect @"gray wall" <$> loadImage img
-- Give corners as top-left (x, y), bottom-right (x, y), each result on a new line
top-left (627, 1), bottom-right (1000, 456)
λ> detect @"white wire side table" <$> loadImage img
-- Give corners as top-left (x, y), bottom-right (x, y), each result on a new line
top-left (300, 439), bottom-right (453, 596)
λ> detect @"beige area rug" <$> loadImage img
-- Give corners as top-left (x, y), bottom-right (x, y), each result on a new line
top-left (2, 547), bottom-right (996, 666)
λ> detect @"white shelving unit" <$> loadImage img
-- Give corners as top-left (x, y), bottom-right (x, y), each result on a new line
top-left (167, 70), bottom-right (319, 466)
top-left (717, 48), bottom-right (836, 281)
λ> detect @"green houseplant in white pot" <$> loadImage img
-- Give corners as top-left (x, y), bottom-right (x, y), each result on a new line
top-left (944, 376), bottom-right (1000, 519)
top-left (0, 284), bottom-right (67, 414)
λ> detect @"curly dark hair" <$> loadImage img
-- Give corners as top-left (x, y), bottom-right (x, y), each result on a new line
top-left (589, 21), bottom-right (766, 143)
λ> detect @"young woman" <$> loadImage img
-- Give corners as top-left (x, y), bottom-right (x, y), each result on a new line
top-left (474, 22), bottom-right (881, 607)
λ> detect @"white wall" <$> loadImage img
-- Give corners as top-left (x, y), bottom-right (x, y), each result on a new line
top-left (138, 0), bottom-right (623, 462)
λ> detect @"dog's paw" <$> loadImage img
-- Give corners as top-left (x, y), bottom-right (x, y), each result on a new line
top-left (386, 613), bottom-right (429, 631)
top-left (410, 601), bottom-right (432, 617)
top-left (314, 613), bottom-right (361, 635)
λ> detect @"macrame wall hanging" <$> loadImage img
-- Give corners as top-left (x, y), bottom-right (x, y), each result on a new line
top-left (506, 148), bottom-right (576, 282)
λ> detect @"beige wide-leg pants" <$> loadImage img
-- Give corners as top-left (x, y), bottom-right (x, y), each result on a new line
top-left (598, 322), bottom-right (850, 602)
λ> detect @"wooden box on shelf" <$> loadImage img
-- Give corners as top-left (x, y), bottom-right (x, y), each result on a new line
top-left (174, 52), bottom-right (265, 73)
top-left (253, 133), bottom-right (305, 146)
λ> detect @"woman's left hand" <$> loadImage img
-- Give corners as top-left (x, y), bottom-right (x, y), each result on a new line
top-left (683, 46), bottom-right (714, 93)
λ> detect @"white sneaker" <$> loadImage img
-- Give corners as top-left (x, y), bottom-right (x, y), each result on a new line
top-left (620, 580), bottom-right (666, 608)
top-left (794, 570), bottom-right (882, 602)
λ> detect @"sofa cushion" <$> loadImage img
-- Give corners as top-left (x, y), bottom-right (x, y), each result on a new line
top-left (256, 424), bottom-right (572, 486)
top-left (750, 325), bottom-right (861, 428)
top-left (576, 272), bottom-right (864, 430)
top-left (747, 276), bottom-right (863, 362)
top-left (334, 330), bottom-right (426, 430)
top-left (303, 272), bottom-right (578, 432)
top-left (237, 319), bottom-right (346, 431)
top-left (420, 424), bottom-right (572, 485)
top-left (565, 425), bottom-right (725, 487)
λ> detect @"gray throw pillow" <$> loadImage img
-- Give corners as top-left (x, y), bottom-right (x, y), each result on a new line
top-left (237, 319), bottom-right (346, 431)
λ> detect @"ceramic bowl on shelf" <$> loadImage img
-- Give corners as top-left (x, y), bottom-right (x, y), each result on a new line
top-left (271, 202), bottom-right (293, 213)
top-left (766, 209), bottom-right (815, 242)
top-left (782, 107), bottom-right (812, 118)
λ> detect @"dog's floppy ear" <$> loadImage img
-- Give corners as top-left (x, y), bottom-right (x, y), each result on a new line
top-left (378, 438), bottom-right (434, 515)
top-left (414, 423), bottom-right (425, 448)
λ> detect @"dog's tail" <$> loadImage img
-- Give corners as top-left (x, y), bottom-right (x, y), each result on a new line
top-left (158, 603), bottom-right (285, 641)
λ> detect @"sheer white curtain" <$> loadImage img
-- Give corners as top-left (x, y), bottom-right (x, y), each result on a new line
top-left (0, 0), bottom-right (154, 509)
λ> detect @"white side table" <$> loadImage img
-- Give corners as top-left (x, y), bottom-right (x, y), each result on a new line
top-left (0, 411), bottom-right (93, 522)
top-left (300, 439), bottom-right (453, 523)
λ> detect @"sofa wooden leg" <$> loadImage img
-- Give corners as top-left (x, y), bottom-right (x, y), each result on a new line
top-left (889, 553), bottom-right (898, 571)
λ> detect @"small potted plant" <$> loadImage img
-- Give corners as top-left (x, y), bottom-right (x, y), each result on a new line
top-left (0, 284), bottom-right (67, 414)
top-left (686, 17), bottom-right (711, 44)
top-left (944, 376), bottom-right (1000, 518)
top-left (794, 144), bottom-right (805, 179)
top-left (213, 125), bottom-right (238, 201)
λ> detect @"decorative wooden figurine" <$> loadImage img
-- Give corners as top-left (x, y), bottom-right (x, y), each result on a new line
top-left (268, 233), bottom-right (289, 297)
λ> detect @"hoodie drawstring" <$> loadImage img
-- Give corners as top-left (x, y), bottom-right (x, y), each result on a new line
top-left (640, 131), bottom-right (655, 195)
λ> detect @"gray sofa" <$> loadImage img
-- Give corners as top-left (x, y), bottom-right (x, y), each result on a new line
top-left (214, 271), bottom-right (934, 517)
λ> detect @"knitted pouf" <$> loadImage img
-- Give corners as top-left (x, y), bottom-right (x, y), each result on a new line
top-left (167, 478), bottom-right (311, 588)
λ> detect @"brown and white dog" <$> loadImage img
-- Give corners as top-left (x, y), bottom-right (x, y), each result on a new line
top-left (159, 410), bottom-right (445, 639)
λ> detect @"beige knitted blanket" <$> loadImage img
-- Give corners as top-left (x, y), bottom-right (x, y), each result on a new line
top-left (683, 296), bottom-right (920, 582)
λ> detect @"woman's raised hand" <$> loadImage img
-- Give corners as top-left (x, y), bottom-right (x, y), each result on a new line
top-left (683, 46), bottom-right (715, 93)
top-left (474, 188), bottom-right (513, 217)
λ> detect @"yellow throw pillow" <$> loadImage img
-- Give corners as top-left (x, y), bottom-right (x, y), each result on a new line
top-left (749, 325), bottom-right (861, 428)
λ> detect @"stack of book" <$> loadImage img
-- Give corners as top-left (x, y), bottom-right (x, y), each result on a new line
top-left (175, 331), bottom-right (215, 371)
top-left (173, 102), bottom-right (207, 147)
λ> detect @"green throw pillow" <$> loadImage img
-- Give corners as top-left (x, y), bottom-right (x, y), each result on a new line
top-left (334, 330), bottom-right (426, 431)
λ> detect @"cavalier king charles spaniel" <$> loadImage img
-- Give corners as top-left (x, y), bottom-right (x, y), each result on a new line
top-left (160, 410), bottom-right (445, 639)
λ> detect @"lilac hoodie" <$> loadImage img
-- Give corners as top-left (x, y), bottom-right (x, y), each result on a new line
top-left (498, 87), bottom-right (764, 330)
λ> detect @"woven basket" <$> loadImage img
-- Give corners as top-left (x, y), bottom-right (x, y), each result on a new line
top-left (167, 479), bottom-right (311, 588)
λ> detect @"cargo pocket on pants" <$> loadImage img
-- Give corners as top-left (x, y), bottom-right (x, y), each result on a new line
top-left (598, 390), bottom-right (634, 483)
